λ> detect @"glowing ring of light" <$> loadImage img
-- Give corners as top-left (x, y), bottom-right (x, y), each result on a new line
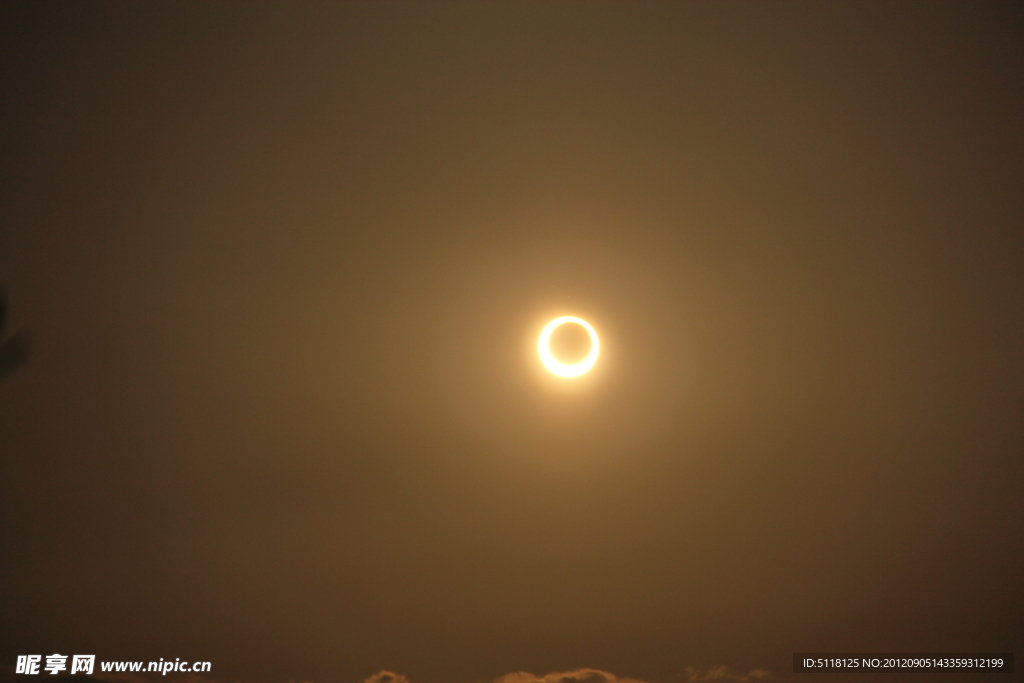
top-left (538, 316), bottom-right (600, 378)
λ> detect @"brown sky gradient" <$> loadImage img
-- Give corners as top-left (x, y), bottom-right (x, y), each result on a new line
top-left (1, 2), bottom-right (1022, 683)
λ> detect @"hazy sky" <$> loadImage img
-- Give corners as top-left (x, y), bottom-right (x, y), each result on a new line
top-left (1, 2), bottom-right (1021, 683)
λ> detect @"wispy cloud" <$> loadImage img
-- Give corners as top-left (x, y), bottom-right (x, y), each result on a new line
top-left (0, 665), bottom-right (771, 683)
top-left (364, 667), bottom-right (769, 683)
top-left (493, 669), bottom-right (649, 683)
top-left (685, 665), bottom-right (771, 681)
top-left (365, 672), bottom-right (412, 683)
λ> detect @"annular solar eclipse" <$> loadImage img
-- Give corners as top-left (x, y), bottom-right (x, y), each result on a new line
top-left (537, 316), bottom-right (600, 377)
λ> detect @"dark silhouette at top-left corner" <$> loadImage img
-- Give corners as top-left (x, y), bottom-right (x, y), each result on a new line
top-left (0, 286), bottom-right (32, 382)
